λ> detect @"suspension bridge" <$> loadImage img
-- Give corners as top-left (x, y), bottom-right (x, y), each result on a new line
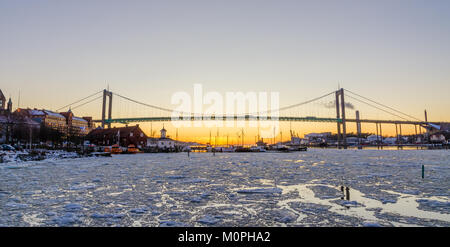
top-left (55, 87), bottom-right (449, 149)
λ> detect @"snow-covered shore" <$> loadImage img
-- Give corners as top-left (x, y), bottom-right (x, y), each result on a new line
top-left (0, 149), bottom-right (81, 164)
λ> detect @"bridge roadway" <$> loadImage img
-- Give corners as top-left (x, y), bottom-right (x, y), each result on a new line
top-left (94, 116), bottom-right (341, 124)
top-left (93, 115), bottom-right (448, 126)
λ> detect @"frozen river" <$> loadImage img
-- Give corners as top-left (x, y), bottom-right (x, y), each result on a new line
top-left (0, 149), bottom-right (449, 227)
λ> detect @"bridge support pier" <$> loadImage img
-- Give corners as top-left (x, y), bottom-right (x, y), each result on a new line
top-left (395, 124), bottom-right (399, 149)
top-left (415, 124), bottom-right (418, 149)
top-left (379, 123), bottom-right (383, 149)
top-left (376, 123), bottom-right (379, 149)
top-left (102, 89), bottom-right (113, 128)
top-left (356, 110), bottom-right (362, 149)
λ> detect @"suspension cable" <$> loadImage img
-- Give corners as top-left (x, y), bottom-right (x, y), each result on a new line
top-left (56, 90), bottom-right (103, 112)
top-left (114, 90), bottom-right (337, 116)
top-left (114, 92), bottom-right (178, 113)
top-left (246, 91), bottom-right (336, 115)
top-left (346, 94), bottom-right (411, 121)
top-left (277, 91), bottom-right (336, 112)
top-left (71, 95), bottom-right (103, 111)
top-left (345, 89), bottom-right (422, 121)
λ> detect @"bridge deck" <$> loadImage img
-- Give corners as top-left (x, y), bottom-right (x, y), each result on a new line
top-left (94, 116), bottom-right (342, 124)
top-left (93, 116), bottom-right (448, 126)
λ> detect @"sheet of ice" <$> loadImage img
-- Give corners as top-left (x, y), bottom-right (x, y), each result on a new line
top-left (0, 150), bottom-right (448, 226)
top-left (236, 188), bottom-right (282, 194)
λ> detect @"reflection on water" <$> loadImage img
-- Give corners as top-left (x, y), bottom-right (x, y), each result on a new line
top-left (272, 182), bottom-right (450, 226)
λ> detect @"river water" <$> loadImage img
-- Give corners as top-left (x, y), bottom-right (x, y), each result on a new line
top-left (0, 149), bottom-right (449, 226)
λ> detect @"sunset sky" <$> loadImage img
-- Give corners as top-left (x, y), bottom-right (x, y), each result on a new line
top-left (1, 0), bottom-right (449, 143)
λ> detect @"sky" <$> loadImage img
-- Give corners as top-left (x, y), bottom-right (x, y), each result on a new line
top-left (1, 0), bottom-right (449, 143)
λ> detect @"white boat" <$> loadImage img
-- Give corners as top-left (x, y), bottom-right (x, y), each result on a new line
top-left (250, 146), bottom-right (266, 152)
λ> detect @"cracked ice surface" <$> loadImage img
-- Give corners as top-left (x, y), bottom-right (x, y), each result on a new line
top-left (0, 149), bottom-right (449, 227)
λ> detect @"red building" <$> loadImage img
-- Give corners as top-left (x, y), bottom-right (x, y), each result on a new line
top-left (86, 125), bottom-right (148, 148)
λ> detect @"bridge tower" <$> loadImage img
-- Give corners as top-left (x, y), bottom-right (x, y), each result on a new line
top-left (102, 89), bottom-right (113, 128)
top-left (335, 88), bottom-right (347, 149)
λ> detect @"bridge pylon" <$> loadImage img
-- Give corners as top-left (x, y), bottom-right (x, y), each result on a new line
top-left (102, 89), bottom-right (113, 128)
top-left (335, 88), bottom-right (347, 149)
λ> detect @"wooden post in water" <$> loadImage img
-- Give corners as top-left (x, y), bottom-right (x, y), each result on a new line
top-left (422, 165), bottom-right (425, 179)
top-left (345, 187), bottom-right (350, 200)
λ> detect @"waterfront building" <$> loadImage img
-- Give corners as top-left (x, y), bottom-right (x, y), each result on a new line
top-left (305, 132), bottom-right (332, 140)
top-left (367, 135), bottom-right (382, 143)
top-left (0, 97), bottom-right (40, 144)
top-left (346, 137), bottom-right (359, 146)
top-left (86, 125), bottom-right (148, 148)
top-left (14, 108), bottom-right (93, 136)
top-left (430, 131), bottom-right (450, 143)
top-left (16, 108), bottom-right (67, 133)
top-left (60, 110), bottom-right (92, 136)
top-left (0, 89), bottom-right (5, 110)
top-left (146, 137), bottom-right (158, 148)
top-left (383, 137), bottom-right (397, 145)
top-left (156, 126), bottom-right (175, 149)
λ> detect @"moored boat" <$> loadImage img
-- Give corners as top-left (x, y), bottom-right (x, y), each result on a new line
top-left (111, 144), bottom-right (122, 154)
top-left (126, 144), bottom-right (139, 154)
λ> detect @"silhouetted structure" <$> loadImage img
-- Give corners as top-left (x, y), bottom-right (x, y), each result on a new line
top-left (86, 125), bottom-right (148, 148)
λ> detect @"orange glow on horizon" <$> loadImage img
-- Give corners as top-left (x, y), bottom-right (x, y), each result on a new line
top-left (109, 121), bottom-right (424, 145)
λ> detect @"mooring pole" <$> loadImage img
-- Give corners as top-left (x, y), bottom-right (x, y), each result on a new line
top-left (345, 187), bottom-right (350, 201)
top-left (422, 165), bottom-right (425, 179)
